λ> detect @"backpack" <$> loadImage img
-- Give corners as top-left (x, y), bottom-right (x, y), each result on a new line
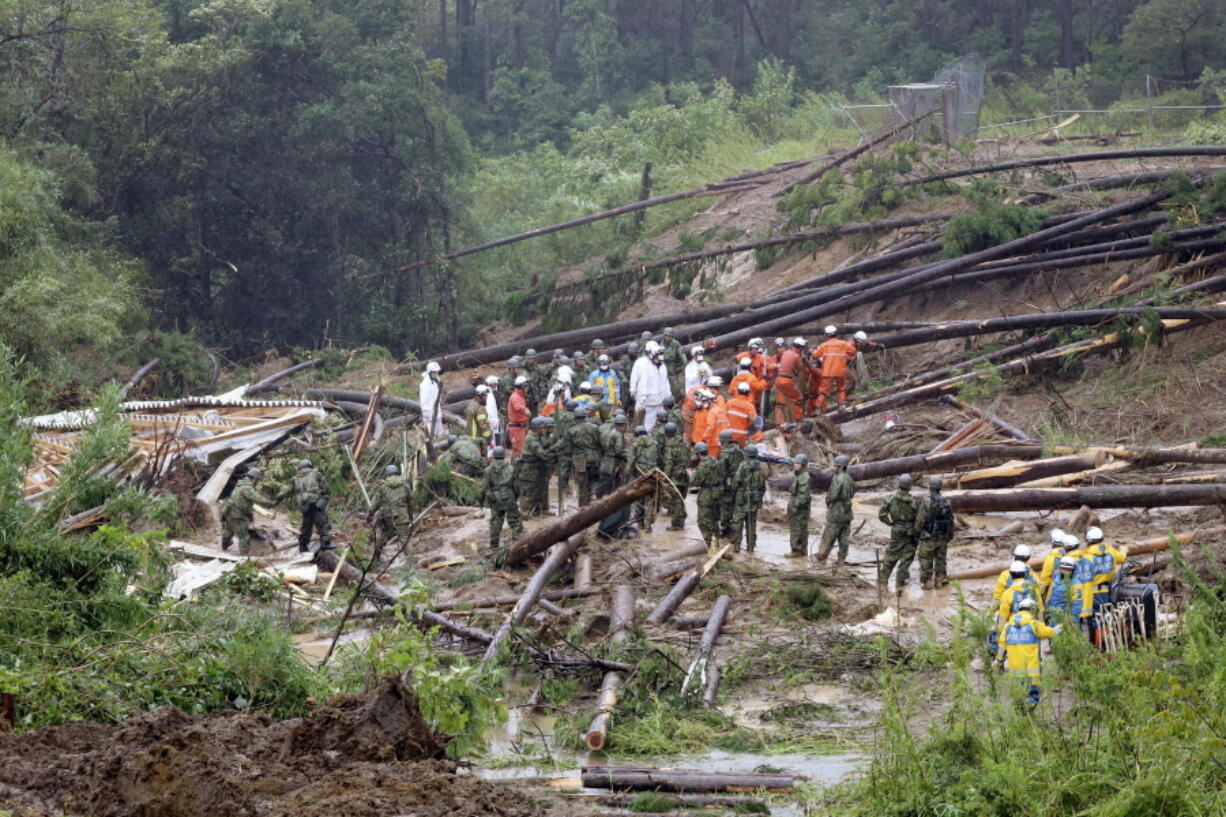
top-left (924, 495), bottom-right (954, 538)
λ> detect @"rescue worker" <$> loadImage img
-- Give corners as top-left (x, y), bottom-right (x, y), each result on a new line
top-left (1037, 528), bottom-right (1068, 596)
top-left (419, 361), bottom-right (444, 438)
top-left (704, 375), bottom-right (726, 406)
top-left (681, 374), bottom-right (710, 441)
top-left (774, 337), bottom-right (808, 424)
top-left (997, 560), bottom-right (1045, 628)
top-left (465, 385), bottom-right (492, 452)
top-left (588, 355), bottom-right (621, 411)
top-left (598, 414), bottom-right (629, 497)
top-left (653, 394), bottom-right (683, 448)
top-left (479, 446), bottom-right (522, 549)
top-left (573, 381), bottom-right (596, 412)
top-left (691, 442), bottom-right (722, 548)
top-left (1086, 526), bottom-right (1126, 623)
top-left (703, 394), bottom-right (731, 460)
top-left (661, 422), bottom-right (691, 529)
top-left (566, 406), bottom-right (603, 505)
top-left (507, 376), bottom-right (532, 456)
top-left (877, 474), bottom-right (918, 589)
top-left (684, 347), bottom-right (707, 391)
top-left (279, 459), bottom-right (333, 553)
top-left (811, 325), bottom-right (858, 413)
top-left (627, 425), bottom-right (661, 530)
top-left (1066, 532), bottom-right (1101, 640)
top-left (542, 365), bottom-right (573, 412)
top-left (448, 434), bottom-right (486, 480)
top-left (787, 454), bottom-right (812, 557)
top-left (730, 356), bottom-right (768, 411)
top-left (524, 348), bottom-right (547, 410)
top-left (914, 476), bottom-right (954, 588)
top-left (1044, 556), bottom-right (1082, 626)
top-left (993, 544), bottom-right (1038, 602)
top-left (484, 375), bottom-right (502, 445)
top-left (730, 444), bottom-right (766, 553)
top-left (715, 429), bottom-right (745, 537)
top-left (815, 455), bottom-right (855, 565)
top-left (370, 464), bottom-right (412, 547)
top-left (996, 597), bottom-right (1060, 707)
top-left (220, 466), bottom-right (263, 554)
top-left (847, 330), bottom-right (885, 395)
top-left (619, 341), bottom-right (640, 414)
top-left (498, 356), bottom-right (522, 413)
top-left (726, 381), bottom-right (762, 448)
top-left (631, 343), bottom-right (672, 430)
top-left (515, 416), bottom-right (556, 516)
top-left (661, 327), bottom-right (687, 394)
top-left (591, 385), bottom-right (617, 423)
top-left (553, 400), bottom-right (578, 509)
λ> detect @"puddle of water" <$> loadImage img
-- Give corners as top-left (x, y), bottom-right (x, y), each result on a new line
top-left (292, 627), bottom-right (371, 666)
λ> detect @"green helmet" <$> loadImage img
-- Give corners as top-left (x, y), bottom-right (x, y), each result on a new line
top-left (746, 444), bottom-right (759, 458)
top-left (492, 446), bottom-right (506, 459)
top-left (525, 348), bottom-right (537, 357)
top-left (565, 399), bottom-right (579, 410)
top-left (662, 395), bottom-right (675, 408)
top-left (614, 415), bottom-right (628, 427)
top-left (530, 416), bottom-right (545, 429)
top-left (718, 429), bottom-right (733, 442)
top-left (634, 425), bottom-right (647, 436)
top-left (247, 466), bottom-right (263, 480)
top-left (928, 476), bottom-right (943, 490)
top-left (833, 455), bottom-right (850, 468)
top-left (899, 474), bottom-right (913, 490)
top-left (508, 355), bottom-right (522, 367)
top-left (664, 422), bottom-right (678, 436)
top-left (298, 459), bottom-right (313, 469)
top-left (541, 416), bottom-right (555, 427)
top-left (575, 405), bottom-right (588, 418)
top-left (693, 442), bottom-right (708, 455)
top-left (385, 464), bottom-right (400, 476)
top-left (792, 454), bottom-right (808, 466)
top-left (591, 338), bottom-right (605, 349)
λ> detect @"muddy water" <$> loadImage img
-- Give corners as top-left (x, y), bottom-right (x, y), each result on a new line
top-left (292, 627), bottom-right (372, 666)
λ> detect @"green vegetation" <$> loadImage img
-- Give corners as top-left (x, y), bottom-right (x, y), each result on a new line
top-left (831, 552), bottom-right (1226, 816)
top-left (941, 185), bottom-right (1043, 257)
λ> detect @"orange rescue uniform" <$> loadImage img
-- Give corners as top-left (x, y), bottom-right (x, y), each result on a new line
top-left (812, 338), bottom-right (857, 411)
top-left (730, 370), bottom-right (768, 407)
top-left (507, 389), bottom-right (531, 454)
top-left (774, 348), bottom-right (806, 423)
top-left (703, 402), bottom-right (731, 459)
top-left (725, 396), bottom-right (761, 447)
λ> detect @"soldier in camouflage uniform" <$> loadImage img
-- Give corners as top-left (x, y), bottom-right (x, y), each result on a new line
top-left (447, 435), bottom-right (486, 480)
top-left (370, 464), bottom-right (413, 547)
top-left (278, 459), bottom-right (333, 553)
top-left (661, 327), bottom-right (687, 396)
top-left (661, 423), bottom-right (691, 530)
top-left (815, 455), bottom-right (855, 565)
top-left (515, 417), bottom-right (556, 516)
top-left (523, 348), bottom-right (546, 411)
top-left (627, 425), bottom-right (661, 531)
top-left (652, 395), bottom-right (683, 448)
top-left (730, 445), bottom-right (767, 553)
top-left (787, 455), bottom-right (812, 557)
top-left (220, 466), bottom-right (264, 554)
top-left (499, 356), bottom-right (524, 414)
top-left (691, 442), bottom-right (722, 548)
top-left (598, 414), bottom-right (629, 497)
top-left (914, 476), bottom-right (955, 589)
top-left (480, 446), bottom-right (522, 549)
top-left (715, 430), bottom-right (745, 537)
top-left (877, 474), bottom-right (918, 588)
top-left (566, 406), bottom-right (604, 505)
top-left (552, 400), bottom-right (577, 511)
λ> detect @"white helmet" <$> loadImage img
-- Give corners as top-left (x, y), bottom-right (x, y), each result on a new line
top-left (645, 340), bottom-right (660, 355)
top-left (555, 366), bottom-right (574, 384)
top-left (579, 381), bottom-right (592, 393)
top-left (485, 375), bottom-right (499, 386)
top-left (697, 389), bottom-right (715, 404)
top-left (1049, 527), bottom-right (1065, 545)
top-left (475, 384), bottom-right (489, 395)
top-left (1012, 544), bottom-right (1031, 560)
top-left (1009, 560), bottom-right (1028, 576)
top-left (514, 375), bottom-right (529, 386)
top-left (792, 337), bottom-right (807, 347)
top-left (691, 346), bottom-right (703, 359)
top-left (426, 361), bottom-right (441, 373)
top-left (737, 382), bottom-right (751, 394)
top-left (697, 363), bottom-right (712, 379)
top-left (1017, 597), bottom-right (1036, 611)
top-left (707, 375), bottom-right (724, 388)
top-left (1062, 533), bottom-right (1080, 548)
top-left (853, 330), bottom-right (868, 342)
top-left (748, 337), bottom-right (764, 351)
top-left (824, 325), bottom-right (837, 336)
top-left (774, 338), bottom-right (785, 348)
top-left (738, 356), bottom-right (752, 369)
top-left (1059, 556), bottom-right (1077, 570)
top-left (1085, 526), bottom-right (1104, 543)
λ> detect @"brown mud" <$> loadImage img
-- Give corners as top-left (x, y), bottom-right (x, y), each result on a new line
top-left (0, 676), bottom-right (541, 817)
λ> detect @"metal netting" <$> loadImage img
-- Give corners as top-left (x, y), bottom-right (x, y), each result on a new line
top-left (885, 55), bottom-right (986, 144)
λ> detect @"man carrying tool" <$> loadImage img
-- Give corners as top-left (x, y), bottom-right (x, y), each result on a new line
top-left (220, 466), bottom-right (264, 554)
top-left (370, 464), bottom-right (412, 547)
top-left (810, 325), bottom-right (858, 413)
top-left (815, 455), bottom-right (855, 566)
top-left (465, 385), bottom-right (492, 453)
top-left (479, 446), bottom-right (522, 550)
top-left (278, 459), bottom-right (333, 553)
top-left (847, 330), bottom-right (884, 396)
top-left (877, 474), bottom-right (918, 589)
top-left (787, 454), bottom-right (812, 557)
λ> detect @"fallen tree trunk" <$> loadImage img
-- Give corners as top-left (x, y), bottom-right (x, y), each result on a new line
top-left (246, 358), bottom-right (326, 395)
top-left (806, 444), bottom-right (1049, 491)
top-left (646, 569), bottom-right (703, 624)
top-left (952, 452), bottom-right (1106, 490)
top-left (581, 766), bottom-right (794, 793)
top-left (585, 585), bottom-right (635, 751)
top-left (946, 483), bottom-right (1226, 513)
top-left (947, 527), bottom-right (1226, 580)
top-left (505, 471), bottom-right (667, 565)
top-left (119, 358), bottom-right (161, 398)
top-left (939, 396), bottom-right (1032, 442)
top-left (599, 794), bottom-right (768, 810)
top-left (1021, 166), bottom-right (1226, 204)
top-left (681, 594), bottom-right (731, 698)
top-left (930, 419), bottom-right (986, 453)
top-left (430, 586), bottom-right (600, 612)
top-left (483, 537), bottom-right (582, 664)
top-left (305, 387), bottom-right (465, 427)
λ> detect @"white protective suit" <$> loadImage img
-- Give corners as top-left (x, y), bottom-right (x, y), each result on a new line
top-left (684, 359), bottom-right (708, 392)
top-left (485, 388), bottom-right (501, 441)
top-left (631, 356), bottom-right (672, 430)
top-left (419, 373), bottom-right (444, 437)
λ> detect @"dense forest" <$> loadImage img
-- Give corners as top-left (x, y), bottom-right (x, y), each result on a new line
top-left (2, 0), bottom-right (1226, 396)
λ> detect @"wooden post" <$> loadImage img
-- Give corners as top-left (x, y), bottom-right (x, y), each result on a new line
top-left (585, 586), bottom-right (635, 751)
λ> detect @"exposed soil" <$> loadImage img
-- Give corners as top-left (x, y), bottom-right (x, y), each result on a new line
top-left (0, 676), bottom-right (541, 817)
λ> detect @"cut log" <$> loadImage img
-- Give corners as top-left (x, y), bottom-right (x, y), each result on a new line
top-left (483, 537), bottom-right (583, 664)
top-left (1064, 505), bottom-right (1099, 533)
top-left (505, 471), bottom-right (667, 566)
top-left (305, 387), bottom-right (465, 427)
top-left (1021, 166), bottom-right (1226, 203)
top-left (946, 527), bottom-right (1226, 580)
top-left (574, 554), bottom-right (593, 591)
top-left (646, 570), bottom-right (702, 625)
top-left (599, 793), bottom-right (768, 810)
top-left (952, 452), bottom-right (1105, 490)
top-left (580, 766), bottom-right (794, 793)
top-left (805, 444), bottom-right (1048, 491)
top-left (702, 665), bottom-right (722, 707)
top-left (897, 147), bottom-right (1226, 189)
top-left (119, 358), bottom-right (161, 398)
top-left (946, 483), bottom-right (1226, 513)
top-left (431, 586), bottom-right (600, 612)
top-left (681, 594), bottom-right (731, 697)
top-left (930, 419), bottom-right (985, 454)
top-left (939, 396), bottom-right (1032, 442)
top-left (585, 585), bottom-right (635, 751)
top-left (245, 358), bottom-right (326, 395)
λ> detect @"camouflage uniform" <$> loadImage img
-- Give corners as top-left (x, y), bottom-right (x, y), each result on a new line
top-left (220, 477), bottom-right (262, 554)
top-left (284, 466), bottom-right (332, 551)
top-left (692, 454), bottom-right (723, 546)
top-left (662, 435), bottom-right (692, 529)
top-left (449, 437), bottom-right (487, 480)
top-left (652, 407), bottom-right (684, 448)
top-left (515, 430), bottom-right (556, 516)
top-left (553, 407), bottom-right (576, 507)
top-left (525, 362), bottom-right (547, 411)
top-left (730, 458), bottom-right (767, 553)
top-left (598, 423), bottom-right (628, 497)
top-left (914, 493), bottom-right (954, 587)
top-left (662, 339), bottom-right (687, 396)
top-left (815, 470), bottom-right (855, 564)
top-left (716, 445), bottom-right (746, 537)
top-left (787, 470), bottom-right (812, 556)
top-left (371, 474), bottom-right (412, 546)
top-left (627, 433), bottom-right (662, 530)
top-left (877, 489), bottom-right (918, 586)
top-left (480, 458), bottom-right (522, 549)
top-left (566, 418), bottom-right (604, 505)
